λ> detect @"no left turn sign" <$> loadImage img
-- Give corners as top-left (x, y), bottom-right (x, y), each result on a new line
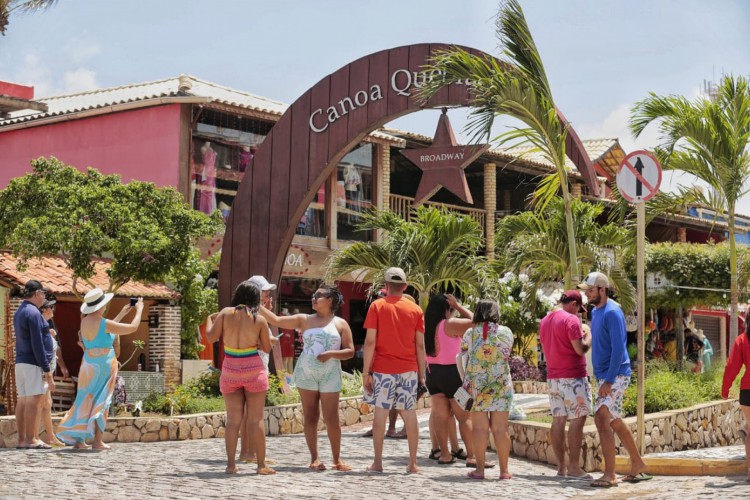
top-left (616, 150), bottom-right (662, 203)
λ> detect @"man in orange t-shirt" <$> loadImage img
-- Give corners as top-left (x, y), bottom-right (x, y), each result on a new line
top-left (363, 267), bottom-right (425, 473)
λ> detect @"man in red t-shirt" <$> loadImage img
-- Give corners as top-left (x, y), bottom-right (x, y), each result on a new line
top-left (362, 267), bottom-right (425, 473)
top-left (538, 290), bottom-right (592, 479)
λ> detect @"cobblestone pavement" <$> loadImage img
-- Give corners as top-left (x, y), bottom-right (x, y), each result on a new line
top-left (1, 431), bottom-right (749, 499)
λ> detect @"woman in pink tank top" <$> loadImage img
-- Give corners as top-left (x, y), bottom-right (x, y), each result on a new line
top-left (425, 294), bottom-right (488, 467)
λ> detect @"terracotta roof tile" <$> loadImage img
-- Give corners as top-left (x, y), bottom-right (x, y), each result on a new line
top-left (0, 252), bottom-right (177, 299)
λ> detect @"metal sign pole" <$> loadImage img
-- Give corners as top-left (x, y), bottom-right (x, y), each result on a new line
top-left (636, 202), bottom-right (646, 454)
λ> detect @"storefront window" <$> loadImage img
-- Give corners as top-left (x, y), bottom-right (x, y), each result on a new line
top-left (296, 183), bottom-right (327, 238)
top-left (190, 116), bottom-right (268, 221)
top-left (337, 143), bottom-right (373, 241)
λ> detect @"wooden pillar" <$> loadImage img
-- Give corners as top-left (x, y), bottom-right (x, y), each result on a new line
top-left (377, 143), bottom-right (391, 243)
top-left (571, 182), bottom-right (582, 199)
top-left (677, 226), bottom-right (687, 242)
top-left (484, 163), bottom-right (497, 258)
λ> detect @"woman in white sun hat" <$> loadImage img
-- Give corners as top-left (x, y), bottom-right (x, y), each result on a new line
top-left (57, 288), bottom-right (143, 450)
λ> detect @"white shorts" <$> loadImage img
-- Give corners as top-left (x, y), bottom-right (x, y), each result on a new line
top-left (15, 363), bottom-right (48, 397)
top-left (594, 375), bottom-right (630, 421)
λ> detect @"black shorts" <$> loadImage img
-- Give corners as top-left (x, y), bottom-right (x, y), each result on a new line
top-left (426, 363), bottom-right (463, 398)
top-left (740, 389), bottom-right (750, 407)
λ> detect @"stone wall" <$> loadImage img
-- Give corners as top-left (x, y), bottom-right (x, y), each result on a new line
top-left (513, 381), bottom-right (548, 394)
top-left (0, 395), bottom-right (431, 447)
top-left (508, 399), bottom-right (745, 472)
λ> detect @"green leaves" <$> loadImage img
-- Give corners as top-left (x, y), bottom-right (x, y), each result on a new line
top-left (0, 157), bottom-right (223, 293)
top-left (495, 197), bottom-right (635, 311)
top-left (326, 205), bottom-right (489, 308)
top-left (416, 0), bottom-right (579, 284)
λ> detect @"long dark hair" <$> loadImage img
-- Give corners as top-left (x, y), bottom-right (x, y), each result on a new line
top-left (230, 280), bottom-right (261, 320)
top-left (425, 294), bottom-right (450, 357)
top-left (472, 299), bottom-right (500, 324)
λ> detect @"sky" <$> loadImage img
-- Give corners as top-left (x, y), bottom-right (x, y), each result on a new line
top-left (2, 0), bottom-right (750, 211)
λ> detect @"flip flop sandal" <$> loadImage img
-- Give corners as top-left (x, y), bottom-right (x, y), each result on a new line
top-left (590, 479), bottom-right (618, 488)
top-left (31, 443), bottom-right (52, 450)
top-left (451, 448), bottom-right (468, 460)
top-left (429, 448), bottom-right (441, 460)
top-left (437, 457), bottom-right (457, 465)
top-left (622, 473), bottom-right (653, 483)
top-left (466, 470), bottom-right (485, 480)
top-left (332, 462), bottom-right (352, 472)
top-left (499, 472), bottom-right (513, 480)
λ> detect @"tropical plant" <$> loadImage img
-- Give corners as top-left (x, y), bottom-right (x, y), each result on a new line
top-left (494, 198), bottom-right (636, 311)
top-left (117, 339), bottom-right (145, 369)
top-left (168, 250), bottom-right (219, 359)
top-left (418, 0), bottom-right (582, 287)
top-left (630, 75), bottom-right (750, 346)
top-left (325, 206), bottom-right (490, 309)
top-left (0, 0), bottom-right (58, 35)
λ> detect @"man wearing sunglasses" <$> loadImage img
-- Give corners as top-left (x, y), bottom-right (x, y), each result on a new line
top-left (13, 279), bottom-right (55, 449)
top-left (362, 267), bottom-right (426, 473)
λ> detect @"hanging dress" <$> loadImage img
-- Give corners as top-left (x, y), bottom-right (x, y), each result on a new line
top-left (57, 319), bottom-right (117, 444)
top-left (198, 146), bottom-right (218, 214)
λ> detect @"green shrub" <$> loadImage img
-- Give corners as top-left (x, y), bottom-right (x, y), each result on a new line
top-left (341, 371), bottom-right (363, 397)
top-left (621, 360), bottom-right (732, 417)
top-left (142, 391), bottom-right (169, 414)
top-left (186, 369), bottom-right (221, 397)
top-left (265, 373), bottom-right (301, 407)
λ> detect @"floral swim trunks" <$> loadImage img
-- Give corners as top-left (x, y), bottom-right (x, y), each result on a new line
top-left (594, 375), bottom-right (630, 420)
top-left (548, 377), bottom-right (592, 419)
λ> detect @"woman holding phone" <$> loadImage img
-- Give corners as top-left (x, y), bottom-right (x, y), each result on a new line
top-left (57, 289), bottom-right (143, 449)
top-left (259, 284), bottom-right (355, 471)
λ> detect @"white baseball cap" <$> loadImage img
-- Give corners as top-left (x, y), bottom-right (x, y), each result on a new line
top-left (248, 275), bottom-right (277, 291)
top-left (578, 272), bottom-right (610, 290)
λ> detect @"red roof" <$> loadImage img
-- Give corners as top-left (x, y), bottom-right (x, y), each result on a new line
top-left (0, 252), bottom-right (177, 299)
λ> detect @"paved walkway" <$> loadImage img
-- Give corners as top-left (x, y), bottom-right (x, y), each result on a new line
top-left (1, 431), bottom-right (748, 499)
top-left (650, 445), bottom-right (746, 461)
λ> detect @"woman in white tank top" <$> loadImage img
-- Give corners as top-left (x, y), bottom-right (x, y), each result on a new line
top-left (260, 284), bottom-right (355, 471)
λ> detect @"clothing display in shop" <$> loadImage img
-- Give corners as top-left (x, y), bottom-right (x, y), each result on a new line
top-left (342, 163), bottom-right (364, 223)
top-left (196, 142), bottom-right (217, 214)
top-left (238, 145), bottom-right (254, 172)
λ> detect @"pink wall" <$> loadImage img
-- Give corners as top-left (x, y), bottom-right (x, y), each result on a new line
top-left (0, 104), bottom-right (183, 189)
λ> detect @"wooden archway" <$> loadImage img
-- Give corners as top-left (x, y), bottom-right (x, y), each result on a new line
top-left (219, 43), bottom-right (598, 304)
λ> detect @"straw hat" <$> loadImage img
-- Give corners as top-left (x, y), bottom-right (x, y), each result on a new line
top-left (80, 288), bottom-right (114, 314)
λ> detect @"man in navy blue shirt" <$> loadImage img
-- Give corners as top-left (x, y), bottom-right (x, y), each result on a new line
top-left (579, 272), bottom-right (650, 487)
top-left (13, 279), bottom-right (55, 449)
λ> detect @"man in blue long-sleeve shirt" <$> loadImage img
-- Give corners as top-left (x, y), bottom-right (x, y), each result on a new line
top-left (579, 272), bottom-right (650, 487)
top-left (13, 279), bottom-right (55, 449)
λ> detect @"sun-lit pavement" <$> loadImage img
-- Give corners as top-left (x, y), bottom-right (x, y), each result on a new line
top-left (1, 428), bottom-right (748, 499)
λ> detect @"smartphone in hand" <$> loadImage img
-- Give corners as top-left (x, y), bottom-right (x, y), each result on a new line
top-left (130, 297), bottom-right (138, 307)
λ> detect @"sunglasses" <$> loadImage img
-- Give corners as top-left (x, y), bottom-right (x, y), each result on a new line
top-left (312, 291), bottom-right (332, 299)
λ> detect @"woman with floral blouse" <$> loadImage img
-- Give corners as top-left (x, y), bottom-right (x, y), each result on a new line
top-left (461, 299), bottom-right (514, 480)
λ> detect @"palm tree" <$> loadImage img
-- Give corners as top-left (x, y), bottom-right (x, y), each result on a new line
top-left (495, 197), bottom-right (636, 311)
top-left (325, 206), bottom-right (489, 309)
top-left (630, 75), bottom-right (750, 349)
top-left (1, 0), bottom-right (58, 35)
top-left (418, 0), bottom-right (581, 287)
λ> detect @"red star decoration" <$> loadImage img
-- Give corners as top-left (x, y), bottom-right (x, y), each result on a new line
top-left (400, 108), bottom-right (489, 206)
